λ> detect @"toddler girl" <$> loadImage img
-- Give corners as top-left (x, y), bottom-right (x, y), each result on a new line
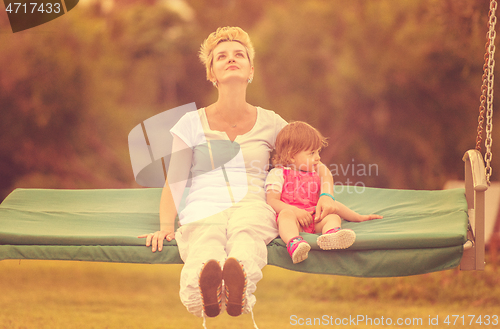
top-left (265, 121), bottom-right (382, 264)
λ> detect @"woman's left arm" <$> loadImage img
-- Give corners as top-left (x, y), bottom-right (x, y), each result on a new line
top-left (315, 162), bottom-right (338, 221)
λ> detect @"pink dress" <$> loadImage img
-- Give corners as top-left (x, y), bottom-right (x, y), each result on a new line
top-left (278, 167), bottom-right (321, 233)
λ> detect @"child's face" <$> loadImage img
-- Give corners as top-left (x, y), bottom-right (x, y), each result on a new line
top-left (290, 148), bottom-right (321, 172)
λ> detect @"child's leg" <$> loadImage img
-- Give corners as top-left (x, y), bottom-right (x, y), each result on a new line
top-left (276, 208), bottom-right (301, 244)
top-left (315, 214), bottom-right (356, 250)
top-left (276, 208), bottom-right (311, 264)
top-left (314, 213), bottom-right (341, 234)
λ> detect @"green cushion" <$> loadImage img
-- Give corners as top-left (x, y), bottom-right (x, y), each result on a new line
top-left (0, 187), bottom-right (468, 277)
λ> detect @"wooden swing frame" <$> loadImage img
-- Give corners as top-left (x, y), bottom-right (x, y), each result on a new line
top-left (461, 150), bottom-right (487, 270)
top-left (460, 0), bottom-right (498, 271)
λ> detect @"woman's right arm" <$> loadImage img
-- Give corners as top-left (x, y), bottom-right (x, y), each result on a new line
top-left (140, 134), bottom-right (192, 252)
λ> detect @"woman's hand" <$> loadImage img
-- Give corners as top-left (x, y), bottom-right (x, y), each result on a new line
top-left (138, 228), bottom-right (175, 252)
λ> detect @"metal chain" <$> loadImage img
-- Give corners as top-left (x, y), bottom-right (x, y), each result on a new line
top-left (475, 49), bottom-right (489, 153)
top-left (476, 0), bottom-right (497, 184)
top-left (485, 0), bottom-right (497, 184)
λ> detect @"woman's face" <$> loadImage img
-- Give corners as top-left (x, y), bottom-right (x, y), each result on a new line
top-left (211, 41), bottom-right (254, 86)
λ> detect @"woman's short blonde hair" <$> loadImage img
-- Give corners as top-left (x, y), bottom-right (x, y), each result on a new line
top-left (199, 26), bottom-right (255, 82)
top-left (272, 121), bottom-right (328, 167)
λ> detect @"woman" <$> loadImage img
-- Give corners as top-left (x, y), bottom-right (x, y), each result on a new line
top-left (140, 27), bottom-right (337, 325)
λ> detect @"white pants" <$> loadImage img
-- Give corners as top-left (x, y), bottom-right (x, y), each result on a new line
top-left (175, 200), bottom-right (278, 317)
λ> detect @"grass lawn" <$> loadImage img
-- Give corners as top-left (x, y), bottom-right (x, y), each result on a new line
top-left (0, 259), bottom-right (499, 328)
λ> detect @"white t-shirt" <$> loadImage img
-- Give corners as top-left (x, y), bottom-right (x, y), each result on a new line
top-left (264, 167), bottom-right (319, 194)
top-left (170, 106), bottom-right (287, 225)
top-left (264, 167), bottom-right (285, 193)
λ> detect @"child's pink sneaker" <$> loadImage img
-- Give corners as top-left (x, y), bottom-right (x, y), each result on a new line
top-left (317, 228), bottom-right (356, 250)
top-left (287, 236), bottom-right (311, 264)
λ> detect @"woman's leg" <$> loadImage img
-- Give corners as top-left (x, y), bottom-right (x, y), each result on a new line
top-left (225, 202), bottom-right (278, 314)
top-left (176, 212), bottom-right (229, 317)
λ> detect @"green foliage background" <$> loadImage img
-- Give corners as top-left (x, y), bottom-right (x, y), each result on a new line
top-left (0, 0), bottom-right (498, 200)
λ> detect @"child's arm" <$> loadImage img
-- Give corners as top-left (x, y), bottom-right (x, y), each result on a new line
top-left (315, 162), bottom-right (339, 221)
top-left (314, 163), bottom-right (382, 222)
top-left (266, 189), bottom-right (314, 228)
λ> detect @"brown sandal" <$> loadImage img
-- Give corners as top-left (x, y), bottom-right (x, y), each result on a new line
top-left (222, 257), bottom-right (247, 317)
top-left (199, 259), bottom-right (223, 318)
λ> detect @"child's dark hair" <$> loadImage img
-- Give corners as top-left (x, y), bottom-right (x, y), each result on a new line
top-left (272, 121), bottom-right (328, 167)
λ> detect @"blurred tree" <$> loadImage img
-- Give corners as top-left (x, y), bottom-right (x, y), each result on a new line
top-left (185, 0), bottom-right (268, 33)
top-left (0, 25), bottom-right (89, 198)
top-left (0, 1), bottom-right (195, 200)
top-left (253, 0), bottom-right (494, 189)
top-left (0, 0), bottom-right (498, 202)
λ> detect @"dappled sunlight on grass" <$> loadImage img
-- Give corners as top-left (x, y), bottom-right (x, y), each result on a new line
top-left (0, 256), bottom-right (498, 328)
top-left (274, 254), bottom-right (500, 308)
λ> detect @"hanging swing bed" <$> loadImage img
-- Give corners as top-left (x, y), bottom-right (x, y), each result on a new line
top-left (0, 1), bottom-right (497, 277)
